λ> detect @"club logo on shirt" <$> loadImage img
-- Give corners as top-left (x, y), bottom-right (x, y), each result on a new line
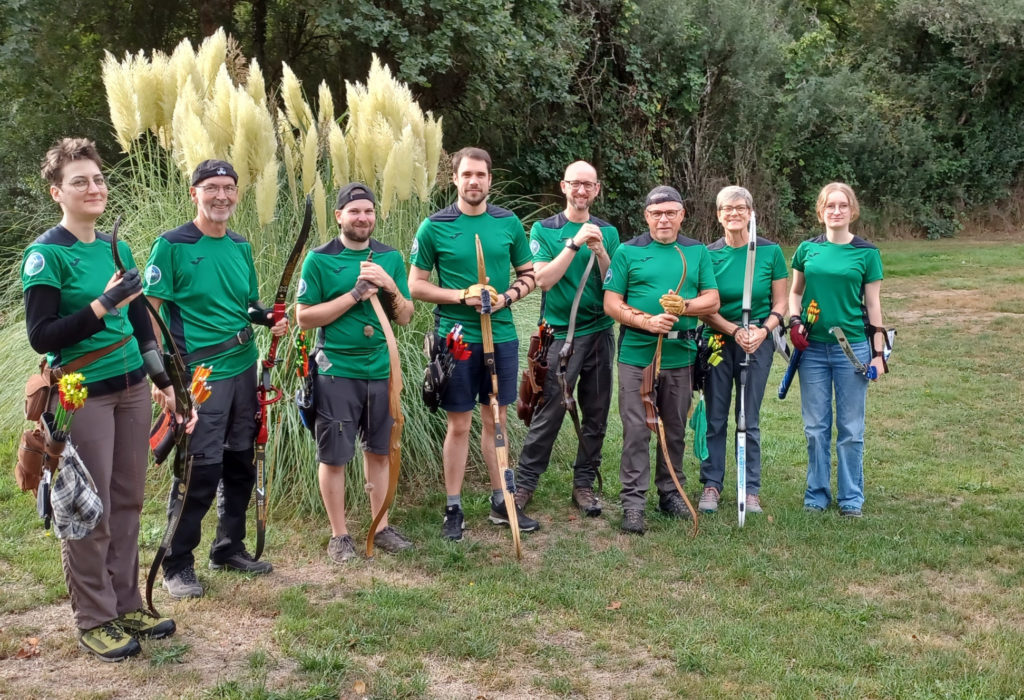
top-left (332, 265), bottom-right (347, 274)
top-left (603, 269), bottom-right (613, 284)
top-left (530, 239), bottom-right (540, 256)
top-left (297, 279), bottom-right (307, 297)
top-left (640, 256), bottom-right (653, 263)
top-left (24, 252), bottom-right (45, 277)
top-left (449, 232), bottom-right (463, 240)
top-left (410, 239), bottom-right (419, 257)
top-left (145, 264), bottom-right (162, 286)
top-left (190, 256), bottom-right (205, 265)
top-left (70, 257), bottom-right (81, 267)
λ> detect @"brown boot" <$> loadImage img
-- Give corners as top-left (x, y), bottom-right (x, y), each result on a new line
top-left (572, 486), bottom-right (602, 517)
top-left (514, 487), bottom-right (533, 511)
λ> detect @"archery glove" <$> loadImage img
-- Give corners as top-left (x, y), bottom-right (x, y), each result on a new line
top-left (248, 302), bottom-right (275, 327)
top-left (790, 316), bottom-right (810, 352)
top-left (98, 268), bottom-right (141, 313)
top-left (659, 293), bottom-right (687, 316)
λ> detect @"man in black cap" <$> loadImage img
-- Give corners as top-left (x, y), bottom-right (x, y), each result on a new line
top-left (295, 183), bottom-right (415, 563)
top-left (143, 159), bottom-right (287, 598)
top-left (602, 185), bottom-right (720, 534)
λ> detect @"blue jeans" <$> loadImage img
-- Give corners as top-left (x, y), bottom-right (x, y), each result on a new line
top-left (798, 340), bottom-right (870, 510)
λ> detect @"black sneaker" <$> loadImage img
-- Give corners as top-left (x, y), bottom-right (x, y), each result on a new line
top-left (488, 496), bottom-right (540, 532)
top-left (442, 505), bottom-right (465, 541)
top-left (373, 525), bottom-right (414, 553)
top-left (79, 622), bottom-right (141, 662)
top-left (572, 486), bottom-right (602, 517)
top-left (659, 492), bottom-right (693, 519)
top-left (116, 609), bottom-right (176, 639)
top-left (621, 509), bottom-right (645, 535)
top-left (209, 550), bottom-right (273, 574)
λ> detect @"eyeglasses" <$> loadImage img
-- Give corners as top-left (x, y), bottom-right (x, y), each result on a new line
top-left (563, 180), bottom-right (598, 192)
top-left (824, 203), bottom-right (850, 212)
top-left (62, 175), bottom-right (107, 192)
top-left (646, 208), bottom-right (683, 221)
top-left (198, 184), bottom-right (239, 195)
top-left (718, 205), bottom-right (749, 215)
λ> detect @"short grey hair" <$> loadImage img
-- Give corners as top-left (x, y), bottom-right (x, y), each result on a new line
top-left (715, 186), bottom-right (754, 211)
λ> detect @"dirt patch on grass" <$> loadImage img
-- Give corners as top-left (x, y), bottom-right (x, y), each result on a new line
top-left (886, 283), bottom-right (1023, 326)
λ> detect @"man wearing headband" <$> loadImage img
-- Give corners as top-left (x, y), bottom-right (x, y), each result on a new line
top-left (143, 159), bottom-right (287, 599)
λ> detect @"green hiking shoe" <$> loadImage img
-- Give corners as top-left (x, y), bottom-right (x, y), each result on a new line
top-left (117, 609), bottom-right (176, 639)
top-left (79, 621), bottom-right (141, 662)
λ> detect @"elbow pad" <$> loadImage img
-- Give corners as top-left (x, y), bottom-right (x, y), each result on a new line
top-left (248, 302), bottom-right (274, 327)
top-left (140, 340), bottom-right (172, 389)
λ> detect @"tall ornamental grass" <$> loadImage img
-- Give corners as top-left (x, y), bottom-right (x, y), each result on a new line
top-left (1, 29), bottom-right (448, 520)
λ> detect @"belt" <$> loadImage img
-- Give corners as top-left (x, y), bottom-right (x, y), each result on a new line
top-left (183, 326), bottom-right (254, 365)
top-left (632, 328), bottom-right (698, 340)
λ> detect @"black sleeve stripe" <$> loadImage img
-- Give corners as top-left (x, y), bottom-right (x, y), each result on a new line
top-left (312, 238), bottom-right (345, 255)
top-left (428, 203), bottom-right (462, 222)
top-left (161, 223), bottom-right (204, 245)
top-left (34, 226), bottom-right (78, 247)
top-left (624, 232), bottom-right (653, 247)
top-left (851, 235), bottom-right (877, 250)
top-left (369, 239), bottom-right (398, 254)
top-left (539, 212), bottom-right (567, 229)
top-left (675, 234), bottom-right (703, 247)
top-left (485, 204), bottom-right (515, 218)
top-left (706, 238), bottom-right (727, 252)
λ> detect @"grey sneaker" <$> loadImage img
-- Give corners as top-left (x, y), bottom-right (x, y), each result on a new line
top-left (659, 492), bottom-right (693, 519)
top-left (698, 486), bottom-right (720, 513)
top-left (373, 526), bottom-right (414, 553)
top-left (514, 487), bottom-right (533, 511)
top-left (327, 534), bottom-right (357, 563)
top-left (572, 486), bottom-right (602, 517)
top-left (745, 494), bottom-right (763, 514)
top-left (621, 509), bottom-right (645, 535)
top-left (840, 507), bottom-right (863, 518)
top-left (209, 550), bottom-right (273, 574)
top-left (163, 565), bottom-right (204, 599)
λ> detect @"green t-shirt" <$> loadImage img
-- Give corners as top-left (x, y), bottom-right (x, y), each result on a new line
top-left (409, 203), bottom-right (531, 344)
top-left (297, 238), bottom-right (410, 380)
top-left (705, 236), bottom-right (788, 324)
top-left (791, 235), bottom-right (883, 343)
top-left (604, 233), bottom-right (718, 369)
top-left (529, 212), bottom-right (620, 338)
top-left (143, 222), bottom-right (260, 380)
top-left (21, 225), bottom-right (143, 382)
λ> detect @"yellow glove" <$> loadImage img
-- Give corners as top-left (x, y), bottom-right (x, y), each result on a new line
top-left (460, 284), bottom-right (498, 304)
top-left (659, 292), bottom-right (687, 316)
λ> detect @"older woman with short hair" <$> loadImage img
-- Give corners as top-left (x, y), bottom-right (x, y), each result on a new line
top-left (697, 186), bottom-right (788, 515)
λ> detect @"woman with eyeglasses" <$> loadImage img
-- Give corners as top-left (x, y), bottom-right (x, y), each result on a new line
top-left (697, 186), bottom-right (789, 516)
top-left (788, 182), bottom-right (886, 517)
top-left (21, 138), bottom-right (179, 661)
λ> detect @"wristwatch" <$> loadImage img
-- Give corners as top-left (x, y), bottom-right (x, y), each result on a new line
top-left (565, 239), bottom-right (581, 251)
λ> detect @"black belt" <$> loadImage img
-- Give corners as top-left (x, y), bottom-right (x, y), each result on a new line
top-left (183, 325), bottom-right (254, 365)
top-left (631, 328), bottom-right (698, 340)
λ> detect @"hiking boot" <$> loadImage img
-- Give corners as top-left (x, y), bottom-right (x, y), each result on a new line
top-left (442, 505), bottom-right (465, 541)
top-left (327, 534), bottom-right (357, 563)
top-left (514, 487), bottom-right (533, 511)
top-left (745, 494), bottom-right (763, 514)
top-left (489, 497), bottom-right (540, 532)
top-left (209, 550), bottom-right (273, 574)
top-left (803, 504), bottom-right (826, 513)
top-left (116, 609), bottom-right (176, 639)
top-left (163, 565), bottom-right (204, 599)
top-left (79, 621), bottom-right (141, 662)
top-left (698, 487), bottom-right (720, 513)
top-left (572, 486), bottom-right (602, 517)
top-left (840, 507), bottom-right (863, 518)
top-left (373, 526), bottom-right (414, 553)
top-left (621, 509), bottom-right (645, 535)
top-left (659, 492), bottom-right (693, 519)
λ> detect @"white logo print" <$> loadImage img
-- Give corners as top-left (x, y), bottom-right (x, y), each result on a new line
top-left (24, 252), bottom-right (46, 277)
top-left (297, 278), bottom-right (307, 297)
top-left (216, 167), bottom-right (226, 175)
top-left (530, 239), bottom-right (540, 256)
top-left (603, 269), bottom-right (613, 284)
top-left (410, 239), bottom-right (420, 258)
top-left (145, 264), bottom-right (162, 286)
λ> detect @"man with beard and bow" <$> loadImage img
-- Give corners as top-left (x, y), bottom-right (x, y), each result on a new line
top-left (295, 183), bottom-right (415, 563)
top-left (408, 147), bottom-right (537, 541)
top-left (514, 161), bottom-right (620, 517)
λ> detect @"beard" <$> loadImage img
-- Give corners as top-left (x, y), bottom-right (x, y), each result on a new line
top-left (342, 221), bottom-right (374, 242)
top-left (460, 187), bottom-right (487, 206)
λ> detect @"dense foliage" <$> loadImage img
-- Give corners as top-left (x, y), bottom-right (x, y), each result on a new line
top-left (3, 0), bottom-right (1023, 243)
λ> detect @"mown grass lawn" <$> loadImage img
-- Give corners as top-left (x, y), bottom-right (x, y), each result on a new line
top-left (2, 236), bottom-right (1023, 699)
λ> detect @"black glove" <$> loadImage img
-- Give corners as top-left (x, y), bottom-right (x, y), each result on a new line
top-left (248, 302), bottom-right (275, 327)
top-left (99, 268), bottom-right (142, 314)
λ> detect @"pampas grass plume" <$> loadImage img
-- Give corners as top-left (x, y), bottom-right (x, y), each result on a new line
top-left (328, 121), bottom-right (349, 188)
top-left (313, 176), bottom-right (328, 242)
top-left (424, 115), bottom-right (443, 191)
top-left (246, 58), bottom-right (267, 108)
top-left (255, 157), bottom-right (279, 226)
top-left (195, 28), bottom-right (227, 96)
top-left (281, 63), bottom-right (313, 132)
top-left (205, 66), bottom-right (235, 159)
top-left (301, 123), bottom-right (319, 195)
top-left (102, 51), bottom-right (141, 153)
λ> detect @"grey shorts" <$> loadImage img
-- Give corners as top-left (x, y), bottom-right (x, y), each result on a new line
top-left (188, 363), bottom-right (258, 466)
top-left (314, 374), bottom-right (393, 466)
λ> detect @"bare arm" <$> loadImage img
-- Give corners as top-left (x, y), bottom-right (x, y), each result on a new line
top-left (788, 269), bottom-right (806, 319)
